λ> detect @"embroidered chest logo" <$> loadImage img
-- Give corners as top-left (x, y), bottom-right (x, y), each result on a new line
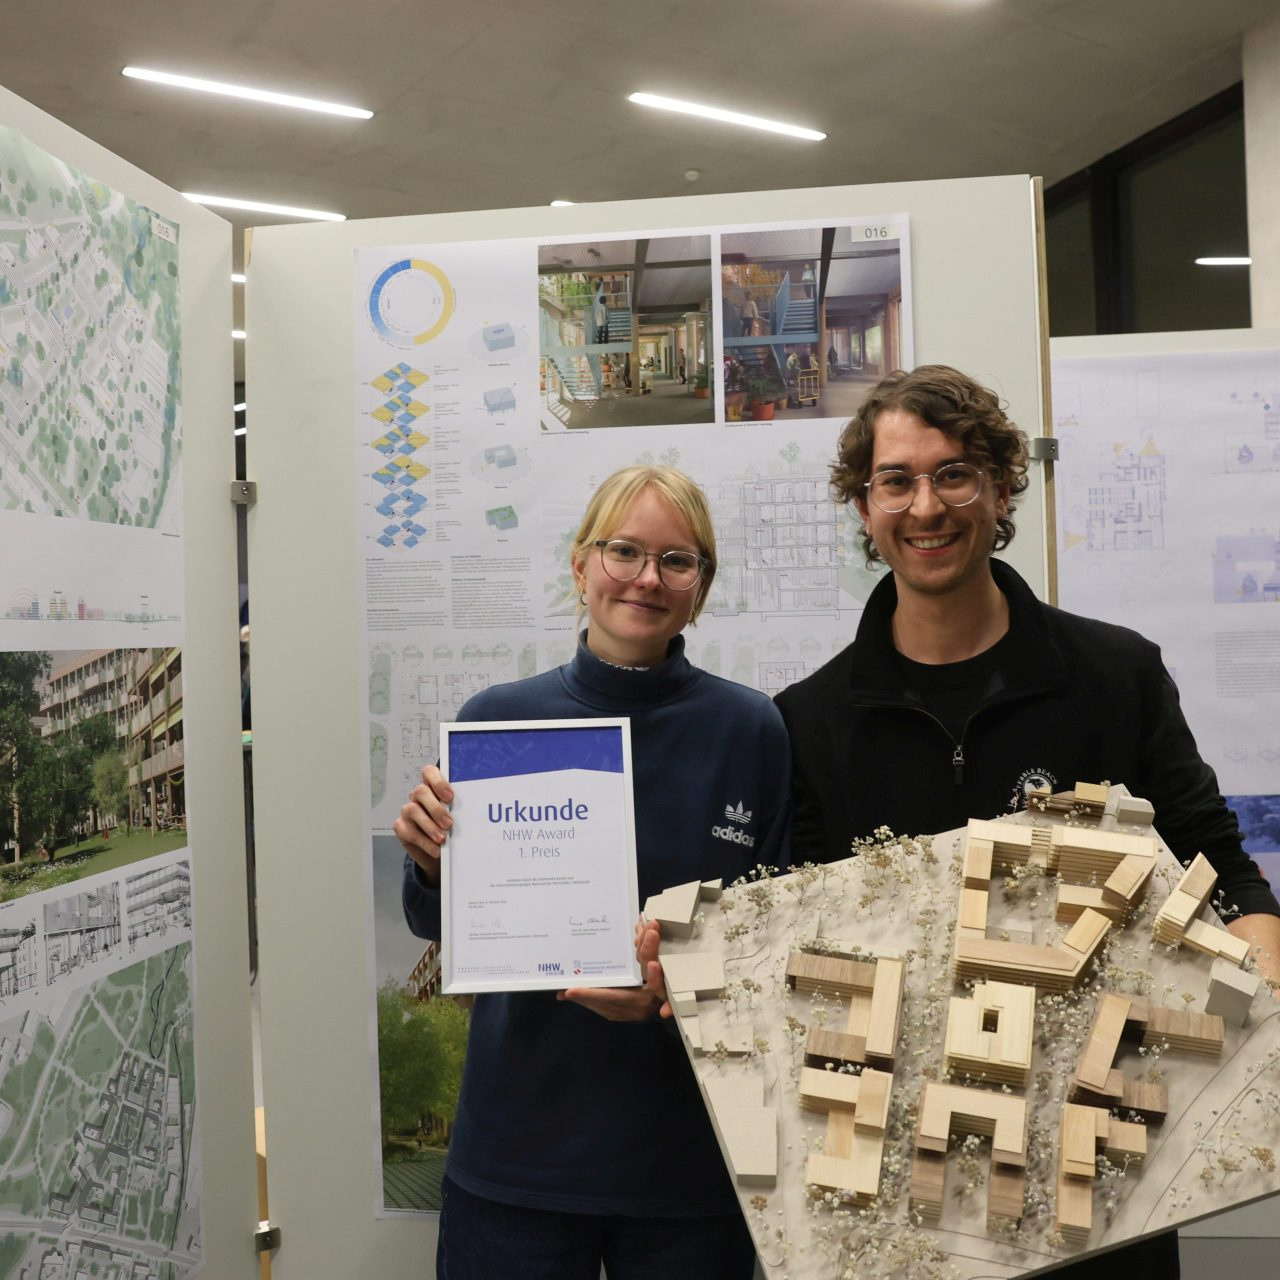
top-left (713, 800), bottom-right (756, 846)
top-left (1007, 766), bottom-right (1058, 812)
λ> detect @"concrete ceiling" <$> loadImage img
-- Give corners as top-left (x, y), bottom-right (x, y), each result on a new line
top-left (0, 0), bottom-right (1271, 376)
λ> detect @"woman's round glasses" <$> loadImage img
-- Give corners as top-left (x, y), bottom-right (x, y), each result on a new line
top-left (593, 539), bottom-right (708, 590)
top-left (864, 462), bottom-right (985, 513)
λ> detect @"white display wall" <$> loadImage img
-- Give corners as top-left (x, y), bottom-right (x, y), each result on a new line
top-left (0, 82), bottom-right (258, 1278)
top-left (246, 176), bottom-right (1048, 1276)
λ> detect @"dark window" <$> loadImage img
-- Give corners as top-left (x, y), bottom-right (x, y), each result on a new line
top-left (1044, 85), bottom-right (1248, 336)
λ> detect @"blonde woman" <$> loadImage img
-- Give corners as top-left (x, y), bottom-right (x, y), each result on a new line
top-left (398, 465), bottom-right (789, 1279)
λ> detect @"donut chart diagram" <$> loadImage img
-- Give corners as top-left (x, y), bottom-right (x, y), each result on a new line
top-left (368, 258), bottom-right (455, 347)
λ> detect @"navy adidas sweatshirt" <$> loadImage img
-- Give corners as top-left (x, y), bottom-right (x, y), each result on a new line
top-left (403, 633), bottom-right (790, 1215)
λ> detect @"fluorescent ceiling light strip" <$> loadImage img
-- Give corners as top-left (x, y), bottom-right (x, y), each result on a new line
top-left (122, 66), bottom-right (372, 119)
top-left (628, 91), bottom-right (825, 141)
top-left (185, 193), bottom-right (346, 222)
top-left (231, 273), bottom-right (247, 284)
top-left (1194, 256), bottom-right (1251, 266)
top-left (550, 200), bottom-right (576, 206)
top-left (232, 330), bottom-right (246, 340)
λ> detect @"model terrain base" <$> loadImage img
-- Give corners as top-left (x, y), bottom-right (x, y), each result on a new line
top-left (648, 786), bottom-right (1280, 1278)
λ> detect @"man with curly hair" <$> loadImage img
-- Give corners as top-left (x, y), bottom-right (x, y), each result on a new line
top-left (775, 363), bottom-right (1280, 1279)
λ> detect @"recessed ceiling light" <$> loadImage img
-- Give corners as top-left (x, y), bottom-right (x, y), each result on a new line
top-left (628, 91), bottom-right (825, 141)
top-left (1194, 256), bottom-right (1251, 266)
top-left (550, 200), bottom-right (576, 207)
top-left (232, 329), bottom-right (246, 340)
top-left (122, 66), bottom-right (373, 119)
top-left (184, 193), bottom-right (346, 222)
top-left (231, 273), bottom-right (247, 284)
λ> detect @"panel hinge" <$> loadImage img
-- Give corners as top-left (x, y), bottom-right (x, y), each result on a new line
top-left (1028, 437), bottom-right (1059, 462)
top-left (231, 480), bottom-right (258, 506)
top-left (255, 1220), bottom-right (281, 1253)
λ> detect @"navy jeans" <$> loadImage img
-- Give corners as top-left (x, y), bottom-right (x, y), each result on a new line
top-left (436, 1176), bottom-right (757, 1280)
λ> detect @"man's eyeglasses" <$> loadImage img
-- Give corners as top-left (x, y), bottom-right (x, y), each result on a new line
top-left (593, 540), bottom-right (709, 590)
top-left (864, 463), bottom-right (985, 513)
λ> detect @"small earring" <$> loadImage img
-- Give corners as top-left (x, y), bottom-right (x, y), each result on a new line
top-left (579, 589), bottom-right (588, 606)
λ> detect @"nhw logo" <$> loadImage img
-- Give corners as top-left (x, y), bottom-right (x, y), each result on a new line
top-left (537, 961), bottom-right (564, 975)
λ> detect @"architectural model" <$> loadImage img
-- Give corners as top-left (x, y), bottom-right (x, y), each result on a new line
top-left (651, 785), bottom-right (1280, 1278)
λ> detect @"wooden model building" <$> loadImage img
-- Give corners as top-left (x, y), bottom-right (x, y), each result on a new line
top-left (785, 951), bottom-right (905, 1070)
top-left (798, 1066), bottom-right (893, 1204)
top-left (650, 784), bottom-right (1280, 1278)
top-left (954, 821), bottom-right (1121, 990)
top-left (944, 980), bottom-right (1035, 1086)
top-left (910, 1082), bottom-right (1028, 1231)
top-left (1152, 853), bottom-right (1252, 966)
top-left (1069, 992), bottom-right (1225, 1121)
top-left (1054, 1104), bottom-right (1148, 1244)
top-left (1025, 780), bottom-right (1110, 819)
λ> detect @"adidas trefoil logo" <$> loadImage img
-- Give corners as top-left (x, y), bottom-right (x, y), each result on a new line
top-left (724, 801), bottom-right (753, 825)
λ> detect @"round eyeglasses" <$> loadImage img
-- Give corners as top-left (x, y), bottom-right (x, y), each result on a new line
top-left (864, 462), bottom-right (985, 513)
top-left (593, 539), bottom-right (709, 590)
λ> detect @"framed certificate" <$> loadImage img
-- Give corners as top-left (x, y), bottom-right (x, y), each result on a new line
top-left (439, 718), bottom-right (641, 994)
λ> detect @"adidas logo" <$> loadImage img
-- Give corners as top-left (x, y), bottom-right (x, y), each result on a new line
top-left (724, 801), bottom-right (753, 825)
top-left (711, 824), bottom-right (756, 847)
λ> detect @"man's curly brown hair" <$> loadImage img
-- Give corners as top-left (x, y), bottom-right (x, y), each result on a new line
top-left (830, 365), bottom-right (1030, 565)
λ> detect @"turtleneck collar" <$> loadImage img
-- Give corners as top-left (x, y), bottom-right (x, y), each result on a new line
top-left (563, 630), bottom-right (701, 709)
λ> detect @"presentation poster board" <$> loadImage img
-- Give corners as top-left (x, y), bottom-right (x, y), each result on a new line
top-left (0, 83), bottom-right (256, 1278)
top-left (1050, 333), bottom-right (1280, 890)
top-left (247, 176), bottom-right (1046, 1275)
top-left (1051, 330), bottom-right (1280, 1248)
top-left (354, 207), bottom-right (921, 1212)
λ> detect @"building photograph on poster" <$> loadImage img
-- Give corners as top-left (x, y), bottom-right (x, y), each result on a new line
top-left (1, 647), bottom-right (187, 903)
top-left (538, 235), bottom-right (715, 431)
top-left (368, 832), bottom-right (466, 1215)
top-left (721, 219), bottom-right (910, 423)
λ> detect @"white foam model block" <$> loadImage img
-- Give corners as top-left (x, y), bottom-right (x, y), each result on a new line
top-left (700, 878), bottom-right (723, 900)
top-left (679, 1014), bottom-right (702, 1052)
top-left (719, 1106), bottom-right (778, 1186)
top-left (668, 988), bottom-right (698, 1017)
top-left (707, 1076), bottom-right (765, 1109)
top-left (659, 950), bottom-right (725, 997)
top-left (1114, 795), bottom-right (1155, 825)
top-left (1205, 958), bottom-right (1261, 1026)
top-left (644, 879), bottom-right (702, 937)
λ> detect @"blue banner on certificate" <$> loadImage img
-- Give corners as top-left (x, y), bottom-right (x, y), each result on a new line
top-left (439, 718), bottom-right (640, 994)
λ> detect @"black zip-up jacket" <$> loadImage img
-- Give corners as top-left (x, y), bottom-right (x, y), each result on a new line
top-left (775, 559), bottom-right (1279, 921)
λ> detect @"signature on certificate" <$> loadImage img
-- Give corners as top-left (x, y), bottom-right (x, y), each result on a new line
top-left (569, 914), bottom-right (609, 927)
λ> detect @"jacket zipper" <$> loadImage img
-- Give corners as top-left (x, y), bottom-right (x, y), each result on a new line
top-left (907, 707), bottom-right (973, 786)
